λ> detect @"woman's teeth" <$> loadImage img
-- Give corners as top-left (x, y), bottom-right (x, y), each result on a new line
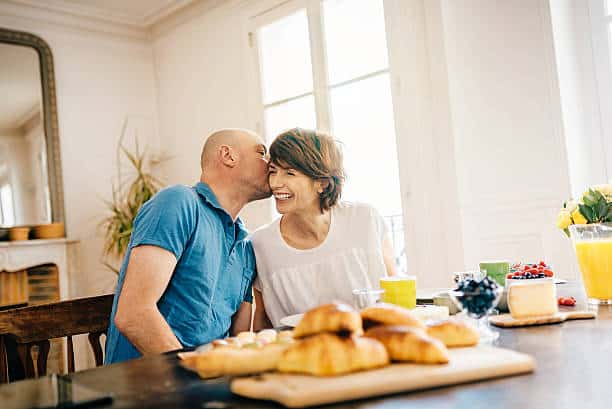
top-left (274, 193), bottom-right (292, 200)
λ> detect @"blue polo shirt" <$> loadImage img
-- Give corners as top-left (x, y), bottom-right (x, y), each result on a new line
top-left (104, 182), bottom-right (255, 364)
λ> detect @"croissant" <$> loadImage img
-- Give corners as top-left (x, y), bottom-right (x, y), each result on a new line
top-left (183, 342), bottom-right (290, 378)
top-left (426, 320), bottom-right (479, 347)
top-left (293, 302), bottom-right (363, 338)
top-left (364, 325), bottom-right (449, 364)
top-left (277, 333), bottom-right (389, 376)
top-left (360, 303), bottom-right (426, 331)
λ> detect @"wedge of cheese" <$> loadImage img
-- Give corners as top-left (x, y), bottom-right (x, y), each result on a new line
top-left (508, 279), bottom-right (558, 319)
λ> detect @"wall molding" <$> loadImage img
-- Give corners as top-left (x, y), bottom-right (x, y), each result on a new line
top-left (0, 0), bottom-right (200, 41)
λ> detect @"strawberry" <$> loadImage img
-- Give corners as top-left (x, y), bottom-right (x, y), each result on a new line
top-left (543, 269), bottom-right (553, 277)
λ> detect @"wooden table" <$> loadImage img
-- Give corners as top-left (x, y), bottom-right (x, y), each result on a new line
top-left (1, 283), bottom-right (611, 408)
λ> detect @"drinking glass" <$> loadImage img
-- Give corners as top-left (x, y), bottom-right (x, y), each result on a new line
top-left (450, 283), bottom-right (504, 343)
top-left (352, 288), bottom-right (385, 309)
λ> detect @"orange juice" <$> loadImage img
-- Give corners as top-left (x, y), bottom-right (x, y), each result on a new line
top-left (380, 276), bottom-right (416, 309)
top-left (574, 240), bottom-right (612, 300)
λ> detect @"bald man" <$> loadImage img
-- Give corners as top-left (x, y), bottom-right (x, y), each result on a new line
top-left (105, 129), bottom-right (271, 364)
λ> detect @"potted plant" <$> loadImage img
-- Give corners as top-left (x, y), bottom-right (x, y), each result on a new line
top-left (100, 123), bottom-right (166, 274)
top-left (557, 184), bottom-right (612, 304)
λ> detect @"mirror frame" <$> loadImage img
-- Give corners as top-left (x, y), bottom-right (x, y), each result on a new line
top-left (0, 27), bottom-right (65, 227)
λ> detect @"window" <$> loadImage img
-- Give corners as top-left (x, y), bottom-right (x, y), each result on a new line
top-left (249, 0), bottom-right (406, 270)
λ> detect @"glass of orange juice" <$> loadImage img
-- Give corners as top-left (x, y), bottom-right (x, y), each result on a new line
top-left (379, 275), bottom-right (416, 309)
top-left (569, 223), bottom-right (612, 304)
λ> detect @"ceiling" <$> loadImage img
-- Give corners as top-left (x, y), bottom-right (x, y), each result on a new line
top-left (7, 0), bottom-right (198, 27)
top-left (0, 43), bottom-right (41, 132)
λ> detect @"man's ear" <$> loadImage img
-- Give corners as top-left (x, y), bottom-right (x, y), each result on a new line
top-left (219, 145), bottom-right (238, 167)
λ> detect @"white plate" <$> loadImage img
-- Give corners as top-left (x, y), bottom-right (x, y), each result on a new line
top-left (279, 313), bottom-right (303, 328)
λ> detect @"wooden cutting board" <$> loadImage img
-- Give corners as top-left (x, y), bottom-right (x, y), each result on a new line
top-left (231, 346), bottom-right (534, 408)
top-left (489, 310), bottom-right (596, 328)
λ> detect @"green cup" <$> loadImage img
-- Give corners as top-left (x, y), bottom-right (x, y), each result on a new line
top-left (479, 261), bottom-right (510, 285)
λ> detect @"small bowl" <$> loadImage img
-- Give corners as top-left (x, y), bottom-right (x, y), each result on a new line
top-left (9, 226), bottom-right (30, 241)
top-left (32, 222), bottom-right (65, 239)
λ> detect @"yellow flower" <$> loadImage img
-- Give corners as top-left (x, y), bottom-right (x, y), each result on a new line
top-left (557, 210), bottom-right (572, 229)
top-left (593, 184), bottom-right (612, 201)
top-left (571, 208), bottom-right (588, 225)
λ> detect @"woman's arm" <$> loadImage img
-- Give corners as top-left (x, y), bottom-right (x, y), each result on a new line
top-left (230, 301), bottom-right (253, 335)
top-left (253, 288), bottom-right (273, 330)
top-left (382, 235), bottom-right (397, 276)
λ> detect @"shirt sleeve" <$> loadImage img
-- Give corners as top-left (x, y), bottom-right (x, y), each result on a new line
top-left (129, 186), bottom-right (197, 260)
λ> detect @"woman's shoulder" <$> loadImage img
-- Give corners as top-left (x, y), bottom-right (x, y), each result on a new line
top-left (248, 217), bottom-right (281, 244)
top-left (334, 201), bottom-right (379, 219)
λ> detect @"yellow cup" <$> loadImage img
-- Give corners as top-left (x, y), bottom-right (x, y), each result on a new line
top-left (380, 275), bottom-right (417, 309)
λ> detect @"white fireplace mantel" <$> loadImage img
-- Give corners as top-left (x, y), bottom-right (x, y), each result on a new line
top-left (0, 238), bottom-right (77, 300)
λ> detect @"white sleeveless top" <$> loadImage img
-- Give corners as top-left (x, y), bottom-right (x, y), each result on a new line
top-left (250, 202), bottom-right (388, 327)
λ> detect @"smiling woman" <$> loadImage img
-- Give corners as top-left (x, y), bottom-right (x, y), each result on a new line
top-left (251, 128), bottom-right (397, 329)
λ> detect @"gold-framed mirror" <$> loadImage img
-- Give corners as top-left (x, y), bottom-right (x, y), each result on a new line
top-left (0, 28), bottom-right (64, 230)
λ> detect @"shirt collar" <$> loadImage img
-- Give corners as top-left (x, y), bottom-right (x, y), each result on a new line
top-left (193, 182), bottom-right (248, 240)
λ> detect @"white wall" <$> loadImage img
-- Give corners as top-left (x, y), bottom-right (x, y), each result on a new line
top-left (440, 0), bottom-right (576, 278)
top-left (0, 13), bottom-right (160, 369)
top-left (153, 0), bottom-right (272, 229)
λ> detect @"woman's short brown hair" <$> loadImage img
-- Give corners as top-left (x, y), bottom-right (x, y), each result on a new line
top-left (269, 128), bottom-right (345, 212)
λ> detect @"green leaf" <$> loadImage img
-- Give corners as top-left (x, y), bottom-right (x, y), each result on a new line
top-left (605, 206), bottom-right (612, 223)
top-left (583, 190), bottom-right (599, 207)
top-left (596, 199), bottom-right (608, 222)
top-left (578, 204), bottom-right (596, 223)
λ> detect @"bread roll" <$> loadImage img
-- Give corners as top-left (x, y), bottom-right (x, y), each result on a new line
top-left (278, 333), bottom-right (389, 376)
top-left (293, 302), bottom-right (362, 338)
top-left (182, 342), bottom-right (290, 378)
top-left (364, 325), bottom-right (449, 364)
top-left (426, 320), bottom-right (479, 347)
top-left (360, 303), bottom-right (426, 331)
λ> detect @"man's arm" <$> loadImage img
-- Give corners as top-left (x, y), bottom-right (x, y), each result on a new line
top-left (113, 245), bottom-right (183, 354)
top-left (230, 301), bottom-right (253, 335)
top-left (252, 288), bottom-right (273, 331)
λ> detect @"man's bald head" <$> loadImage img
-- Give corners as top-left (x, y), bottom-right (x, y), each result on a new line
top-left (200, 128), bottom-right (261, 171)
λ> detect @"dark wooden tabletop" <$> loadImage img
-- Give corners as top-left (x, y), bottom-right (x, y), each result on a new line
top-left (2, 283), bottom-right (611, 409)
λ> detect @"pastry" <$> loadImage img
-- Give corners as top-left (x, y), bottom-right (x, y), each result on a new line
top-left (426, 320), bottom-right (479, 347)
top-left (277, 333), bottom-right (389, 376)
top-left (183, 341), bottom-right (290, 378)
top-left (360, 303), bottom-right (426, 331)
top-left (293, 302), bottom-right (362, 338)
top-left (364, 325), bottom-right (449, 364)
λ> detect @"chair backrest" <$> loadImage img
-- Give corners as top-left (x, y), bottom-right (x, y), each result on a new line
top-left (0, 294), bottom-right (114, 383)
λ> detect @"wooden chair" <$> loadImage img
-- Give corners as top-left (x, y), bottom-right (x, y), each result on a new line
top-left (0, 294), bottom-right (114, 383)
